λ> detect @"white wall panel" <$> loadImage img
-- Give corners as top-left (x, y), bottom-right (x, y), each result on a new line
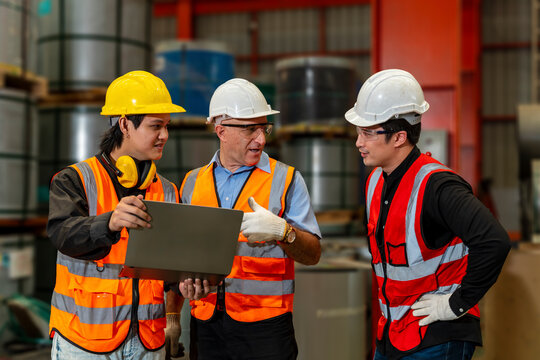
top-left (259, 9), bottom-right (319, 54)
top-left (196, 13), bottom-right (250, 55)
top-left (326, 5), bottom-right (370, 51)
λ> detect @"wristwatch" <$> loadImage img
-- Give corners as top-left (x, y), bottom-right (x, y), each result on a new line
top-left (281, 223), bottom-right (296, 244)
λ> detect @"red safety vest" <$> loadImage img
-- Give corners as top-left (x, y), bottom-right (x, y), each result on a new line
top-left (49, 157), bottom-right (178, 353)
top-left (365, 154), bottom-right (480, 352)
top-left (180, 158), bottom-right (295, 322)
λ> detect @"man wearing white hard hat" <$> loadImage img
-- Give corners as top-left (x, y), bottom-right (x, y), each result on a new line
top-left (345, 69), bottom-right (510, 360)
top-left (179, 78), bottom-right (321, 360)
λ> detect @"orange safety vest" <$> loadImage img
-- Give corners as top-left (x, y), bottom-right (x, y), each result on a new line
top-left (49, 157), bottom-right (178, 353)
top-left (365, 154), bottom-right (480, 352)
top-left (180, 158), bottom-right (295, 322)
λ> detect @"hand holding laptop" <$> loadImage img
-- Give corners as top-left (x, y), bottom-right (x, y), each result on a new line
top-left (179, 278), bottom-right (212, 300)
top-left (109, 194), bottom-right (152, 231)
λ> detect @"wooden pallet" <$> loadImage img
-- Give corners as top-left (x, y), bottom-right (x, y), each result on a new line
top-left (276, 123), bottom-right (356, 140)
top-left (169, 115), bottom-right (211, 129)
top-left (0, 216), bottom-right (48, 236)
top-left (0, 65), bottom-right (48, 98)
top-left (315, 208), bottom-right (364, 225)
top-left (38, 87), bottom-right (108, 106)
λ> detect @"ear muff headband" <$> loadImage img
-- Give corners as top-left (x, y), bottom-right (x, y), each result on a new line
top-left (138, 161), bottom-right (156, 190)
top-left (115, 156), bottom-right (156, 189)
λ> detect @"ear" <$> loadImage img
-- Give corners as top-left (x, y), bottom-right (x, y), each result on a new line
top-left (118, 116), bottom-right (130, 136)
top-left (215, 125), bottom-right (227, 142)
top-left (393, 131), bottom-right (409, 148)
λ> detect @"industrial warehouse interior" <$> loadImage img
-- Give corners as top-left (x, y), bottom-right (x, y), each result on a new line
top-left (0, 0), bottom-right (539, 359)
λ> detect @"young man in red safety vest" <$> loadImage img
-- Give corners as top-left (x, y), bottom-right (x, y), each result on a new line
top-left (344, 69), bottom-right (511, 360)
top-left (48, 71), bottom-right (185, 359)
top-left (179, 78), bottom-right (322, 360)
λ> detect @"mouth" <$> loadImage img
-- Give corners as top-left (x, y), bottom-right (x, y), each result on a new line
top-left (154, 143), bottom-right (165, 150)
top-left (248, 148), bottom-right (262, 154)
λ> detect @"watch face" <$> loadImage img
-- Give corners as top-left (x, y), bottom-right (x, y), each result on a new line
top-left (287, 229), bottom-right (296, 243)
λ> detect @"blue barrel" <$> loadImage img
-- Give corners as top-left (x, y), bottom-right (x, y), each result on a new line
top-left (154, 41), bottom-right (234, 119)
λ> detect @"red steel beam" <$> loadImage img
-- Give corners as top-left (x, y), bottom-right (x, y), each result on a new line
top-left (154, 0), bottom-right (370, 16)
top-left (234, 49), bottom-right (370, 61)
top-left (177, 0), bottom-right (193, 39)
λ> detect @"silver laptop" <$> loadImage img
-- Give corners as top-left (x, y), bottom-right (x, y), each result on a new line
top-left (120, 200), bottom-right (242, 285)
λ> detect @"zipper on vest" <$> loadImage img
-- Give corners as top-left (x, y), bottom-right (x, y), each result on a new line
top-left (376, 181), bottom-right (392, 352)
top-left (216, 282), bottom-right (225, 311)
top-left (131, 278), bottom-right (140, 332)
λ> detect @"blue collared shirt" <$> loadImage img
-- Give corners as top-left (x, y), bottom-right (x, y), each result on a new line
top-left (206, 151), bottom-right (321, 238)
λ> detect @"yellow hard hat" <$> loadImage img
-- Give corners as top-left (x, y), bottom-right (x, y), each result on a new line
top-left (101, 70), bottom-right (185, 116)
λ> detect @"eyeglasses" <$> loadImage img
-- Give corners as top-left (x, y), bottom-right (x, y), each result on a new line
top-left (220, 122), bottom-right (273, 136)
top-left (356, 127), bottom-right (395, 141)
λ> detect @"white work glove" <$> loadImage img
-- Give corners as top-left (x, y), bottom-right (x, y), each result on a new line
top-left (164, 313), bottom-right (184, 359)
top-left (241, 197), bottom-right (287, 243)
top-left (411, 293), bottom-right (463, 326)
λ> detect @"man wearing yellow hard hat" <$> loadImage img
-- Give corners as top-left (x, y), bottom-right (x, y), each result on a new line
top-left (47, 71), bottom-right (186, 359)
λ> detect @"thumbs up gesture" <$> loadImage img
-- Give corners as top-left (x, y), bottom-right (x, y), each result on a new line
top-left (240, 197), bottom-right (287, 243)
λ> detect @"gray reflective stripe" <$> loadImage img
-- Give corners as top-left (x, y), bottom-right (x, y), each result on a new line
top-left (366, 168), bottom-right (383, 220)
top-left (268, 161), bottom-right (290, 215)
top-left (236, 241), bottom-right (287, 258)
top-left (372, 243), bottom-right (469, 282)
top-left (158, 175), bottom-right (176, 203)
top-left (52, 291), bottom-right (131, 325)
top-left (379, 283), bottom-right (462, 321)
top-left (57, 252), bottom-right (123, 279)
top-left (379, 301), bottom-right (409, 321)
top-left (137, 303), bottom-right (165, 321)
top-left (225, 278), bottom-right (294, 296)
top-left (75, 162), bottom-right (98, 216)
top-left (181, 167), bottom-right (201, 203)
top-left (405, 163), bottom-right (450, 265)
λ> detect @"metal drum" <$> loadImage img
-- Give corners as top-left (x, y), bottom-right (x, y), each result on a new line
top-left (0, 89), bottom-right (38, 219)
top-left (154, 40), bottom-right (234, 119)
top-left (37, 105), bottom-right (109, 213)
top-left (280, 137), bottom-right (362, 211)
top-left (157, 128), bottom-right (220, 186)
top-left (294, 264), bottom-right (371, 360)
top-left (0, 0), bottom-right (38, 74)
top-left (37, 0), bottom-right (152, 91)
top-left (276, 56), bottom-right (356, 126)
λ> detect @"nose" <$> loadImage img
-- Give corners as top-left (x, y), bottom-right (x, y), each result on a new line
top-left (159, 126), bottom-right (169, 142)
top-left (252, 128), bottom-right (266, 145)
top-left (355, 133), bottom-right (364, 149)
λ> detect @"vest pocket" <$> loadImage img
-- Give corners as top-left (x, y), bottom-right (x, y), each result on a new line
top-left (386, 243), bottom-right (408, 266)
top-left (68, 277), bottom-right (120, 340)
top-left (241, 257), bottom-right (286, 275)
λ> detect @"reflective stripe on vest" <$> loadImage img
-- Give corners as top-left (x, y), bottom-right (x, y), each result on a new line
top-left (224, 278), bottom-right (294, 295)
top-left (372, 242), bottom-right (469, 282)
top-left (180, 167), bottom-right (201, 204)
top-left (366, 167), bottom-right (383, 221)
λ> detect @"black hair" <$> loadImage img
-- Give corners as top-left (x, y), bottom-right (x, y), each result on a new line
top-left (381, 117), bottom-right (421, 145)
top-left (99, 114), bottom-right (145, 154)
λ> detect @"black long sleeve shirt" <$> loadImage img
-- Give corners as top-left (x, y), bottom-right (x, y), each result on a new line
top-left (373, 147), bottom-right (511, 359)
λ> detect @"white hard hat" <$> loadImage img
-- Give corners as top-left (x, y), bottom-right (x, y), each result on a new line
top-left (344, 69), bottom-right (429, 127)
top-left (207, 78), bottom-right (279, 123)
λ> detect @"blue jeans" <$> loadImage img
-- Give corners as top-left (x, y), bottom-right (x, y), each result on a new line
top-left (51, 330), bottom-right (165, 360)
top-left (374, 341), bottom-right (476, 360)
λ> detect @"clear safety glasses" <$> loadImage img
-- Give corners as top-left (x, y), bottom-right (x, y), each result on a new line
top-left (356, 127), bottom-right (395, 141)
top-left (221, 122), bottom-right (274, 137)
